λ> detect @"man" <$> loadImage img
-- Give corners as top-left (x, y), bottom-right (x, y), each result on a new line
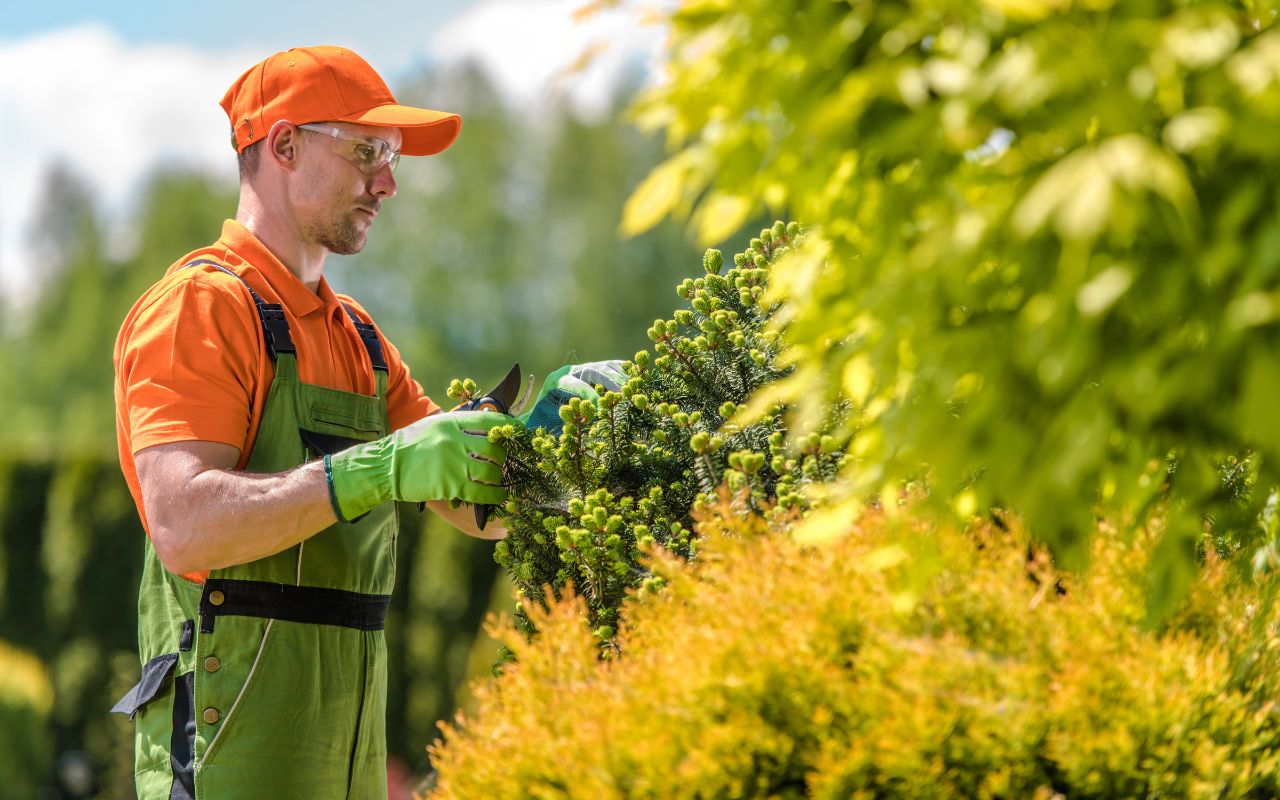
top-left (110, 46), bottom-right (515, 799)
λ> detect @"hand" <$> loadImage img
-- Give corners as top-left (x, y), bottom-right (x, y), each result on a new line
top-left (520, 360), bottom-right (628, 434)
top-left (325, 410), bottom-right (508, 522)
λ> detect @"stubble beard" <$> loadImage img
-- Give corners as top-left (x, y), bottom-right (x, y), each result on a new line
top-left (307, 210), bottom-right (368, 255)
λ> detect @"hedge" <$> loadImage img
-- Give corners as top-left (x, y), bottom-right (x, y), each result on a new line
top-left (427, 498), bottom-right (1280, 799)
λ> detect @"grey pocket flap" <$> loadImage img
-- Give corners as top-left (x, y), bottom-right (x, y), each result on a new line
top-left (110, 652), bottom-right (179, 720)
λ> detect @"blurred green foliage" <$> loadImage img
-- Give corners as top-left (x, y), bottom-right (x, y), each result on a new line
top-left (0, 63), bottom-right (711, 795)
top-left (0, 639), bottom-right (53, 799)
top-left (0, 456), bottom-right (138, 798)
top-left (626, 0), bottom-right (1280, 616)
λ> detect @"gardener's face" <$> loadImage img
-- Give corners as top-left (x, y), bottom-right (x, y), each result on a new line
top-left (292, 121), bottom-right (401, 255)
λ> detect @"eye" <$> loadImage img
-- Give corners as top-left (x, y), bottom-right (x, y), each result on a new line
top-left (353, 143), bottom-right (377, 165)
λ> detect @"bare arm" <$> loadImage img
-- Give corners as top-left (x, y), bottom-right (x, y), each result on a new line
top-left (137, 441), bottom-right (337, 575)
top-left (138, 433), bottom-right (508, 576)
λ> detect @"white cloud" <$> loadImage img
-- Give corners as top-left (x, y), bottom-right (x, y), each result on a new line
top-left (428, 0), bottom-right (667, 118)
top-left (0, 24), bottom-right (253, 296)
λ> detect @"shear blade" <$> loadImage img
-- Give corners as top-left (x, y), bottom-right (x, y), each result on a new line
top-left (510, 372), bottom-right (536, 417)
top-left (482, 363), bottom-right (522, 414)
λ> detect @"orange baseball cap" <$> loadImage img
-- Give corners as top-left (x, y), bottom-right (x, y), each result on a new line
top-left (220, 45), bottom-right (461, 157)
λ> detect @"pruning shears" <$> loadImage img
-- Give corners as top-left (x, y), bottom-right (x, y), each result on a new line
top-left (460, 362), bottom-right (528, 531)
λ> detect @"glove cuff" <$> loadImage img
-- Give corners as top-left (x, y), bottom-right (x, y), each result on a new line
top-left (325, 440), bottom-right (393, 522)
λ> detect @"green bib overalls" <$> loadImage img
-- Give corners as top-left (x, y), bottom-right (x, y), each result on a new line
top-left (114, 259), bottom-right (397, 799)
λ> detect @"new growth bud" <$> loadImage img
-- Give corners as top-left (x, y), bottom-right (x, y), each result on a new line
top-left (703, 248), bottom-right (724, 274)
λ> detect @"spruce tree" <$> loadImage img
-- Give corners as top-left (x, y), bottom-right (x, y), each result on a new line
top-left (452, 222), bottom-right (843, 644)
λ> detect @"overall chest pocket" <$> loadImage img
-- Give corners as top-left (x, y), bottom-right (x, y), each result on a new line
top-left (299, 407), bottom-right (383, 460)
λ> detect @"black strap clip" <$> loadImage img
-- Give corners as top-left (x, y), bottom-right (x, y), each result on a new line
top-left (342, 305), bottom-right (387, 373)
top-left (256, 303), bottom-right (296, 360)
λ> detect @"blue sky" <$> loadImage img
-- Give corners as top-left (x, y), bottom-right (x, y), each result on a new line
top-left (0, 1), bottom-right (664, 296)
top-left (0, 0), bottom-right (475, 83)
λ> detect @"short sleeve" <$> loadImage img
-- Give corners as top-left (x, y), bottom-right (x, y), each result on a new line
top-left (119, 274), bottom-right (262, 454)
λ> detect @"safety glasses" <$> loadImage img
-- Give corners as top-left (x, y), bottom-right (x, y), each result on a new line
top-left (298, 123), bottom-right (401, 175)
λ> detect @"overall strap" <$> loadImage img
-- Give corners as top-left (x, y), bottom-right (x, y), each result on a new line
top-left (341, 303), bottom-right (389, 398)
top-left (340, 304), bottom-right (388, 372)
top-left (181, 258), bottom-right (296, 364)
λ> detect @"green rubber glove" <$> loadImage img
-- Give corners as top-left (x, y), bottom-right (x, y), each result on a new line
top-left (520, 360), bottom-right (628, 435)
top-left (324, 410), bottom-right (508, 522)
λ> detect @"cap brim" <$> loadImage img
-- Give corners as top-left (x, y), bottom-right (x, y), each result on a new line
top-left (338, 103), bottom-right (462, 156)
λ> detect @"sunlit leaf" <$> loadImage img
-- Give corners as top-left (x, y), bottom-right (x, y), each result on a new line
top-left (980, 0), bottom-right (1070, 22)
top-left (692, 191), bottom-right (753, 245)
top-left (620, 155), bottom-right (690, 237)
top-left (1076, 265), bottom-right (1133, 317)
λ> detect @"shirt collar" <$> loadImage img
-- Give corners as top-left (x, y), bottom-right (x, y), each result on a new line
top-left (215, 219), bottom-right (342, 318)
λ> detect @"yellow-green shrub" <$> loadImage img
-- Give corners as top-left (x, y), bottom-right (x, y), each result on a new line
top-left (427, 503), bottom-right (1280, 799)
top-left (0, 639), bottom-right (52, 799)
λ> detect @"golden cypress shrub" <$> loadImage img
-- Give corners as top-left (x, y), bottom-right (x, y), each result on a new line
top-left (427, 500), bottom-right (1280, 798)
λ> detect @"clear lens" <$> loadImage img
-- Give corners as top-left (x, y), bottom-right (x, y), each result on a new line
top-left (299, 124), bottom-right (400, 175)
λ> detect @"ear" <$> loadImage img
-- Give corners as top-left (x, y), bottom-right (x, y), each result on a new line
top-left (266, 121), bottom-right (301, 171)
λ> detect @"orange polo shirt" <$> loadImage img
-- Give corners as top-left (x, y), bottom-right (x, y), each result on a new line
top-left (114, 219), bottom-right (441, 543)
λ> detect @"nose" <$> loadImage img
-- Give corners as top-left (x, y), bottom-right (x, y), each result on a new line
top-left (369, 162), bottom-right (397, 199)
